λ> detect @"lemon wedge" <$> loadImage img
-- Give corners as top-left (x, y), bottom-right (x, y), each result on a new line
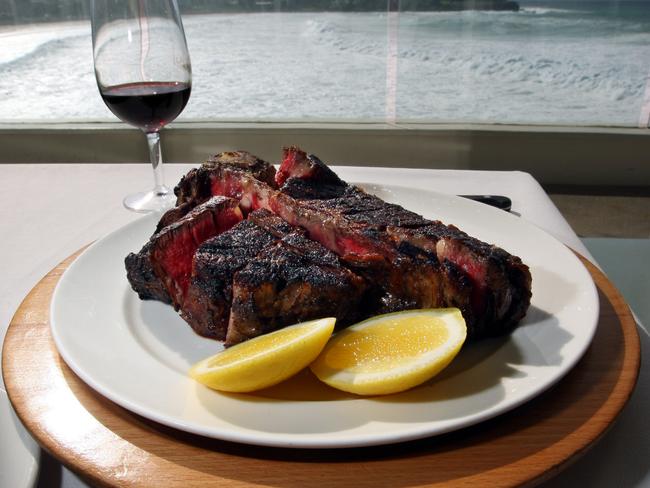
top-left (310, 309), bottom-right (466, 396)
top-left (189, 317), bottom-right (336, 392)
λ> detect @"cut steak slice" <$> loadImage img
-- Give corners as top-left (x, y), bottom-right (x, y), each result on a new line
top-left (174, 150), bottom-right (277, 208)
top-left (181, 210), bottom-right (289, 340)
top-left (125, 240), bottom-right (172, 304)
top-left (278, 146), bottom-right (532, 340)
top-left (275, 145), bottom-right (344, 188)
top-left (155, 201), bottom-right (195, 233)
top-left (226, 231), bottom-right (367, 346)
top-left (271, 195), bottom-right (444, 315)
top-left (388, 223), bottom-right (532, 338)
top-left (149, 196), bottom-right (243, 310)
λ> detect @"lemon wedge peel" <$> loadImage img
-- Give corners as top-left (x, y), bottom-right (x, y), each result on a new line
top-left (310, 309), bottom-right (467, 396)
top-left (189, 317), bottom-right (336, 393)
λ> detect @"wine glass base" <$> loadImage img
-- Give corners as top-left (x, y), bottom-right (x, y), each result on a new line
top-left (123, 189), bottom-right (176, 213)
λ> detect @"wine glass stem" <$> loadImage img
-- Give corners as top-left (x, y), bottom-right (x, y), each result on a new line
top-left (146, 131), bottom-right (168, 196)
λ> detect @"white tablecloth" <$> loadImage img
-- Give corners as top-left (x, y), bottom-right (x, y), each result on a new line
top-left (1, 163), bottom-right (646, 488)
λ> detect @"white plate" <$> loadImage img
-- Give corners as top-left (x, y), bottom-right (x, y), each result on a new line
top-left (50, 184), bottom-right (599, 449)
top-left (0, 390), bottom-right (40, 488)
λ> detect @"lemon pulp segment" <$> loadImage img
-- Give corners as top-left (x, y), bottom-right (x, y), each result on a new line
top-left (190, 317), bottom-right (335, 393)
top-left (204, 324), bottom-right (316, 368)
top-left (322, 315), bottom-right (450, 373)
top-left (310, 309), bottom-right (466, 396)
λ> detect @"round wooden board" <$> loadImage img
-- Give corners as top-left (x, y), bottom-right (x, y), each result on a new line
top-left (2, 251), bottom-right (641, 488)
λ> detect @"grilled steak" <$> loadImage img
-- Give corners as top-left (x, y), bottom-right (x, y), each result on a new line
top-left (173, 156), bottom-right (470, 325)
top-left (226, 231), bottom-right (367, 346)
top-left (125, 240), bottom-right (172, 304)
top-left (149, 196), bottom-right (243, 310)
top-left (278, 146), bottom-right (532, 339)
top-left (181, 210), bottom-right (290, 340)
top-left (172, 147), bottom-right (531, 341)
top-left (127, 145), bottom-right (531, 345)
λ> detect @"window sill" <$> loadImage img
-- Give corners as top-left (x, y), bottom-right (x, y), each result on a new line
top-left (0, 122), bottom-right (647, 187)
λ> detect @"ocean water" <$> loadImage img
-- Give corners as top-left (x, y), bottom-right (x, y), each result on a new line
top-left (0, 1), bottom-right (648, 126)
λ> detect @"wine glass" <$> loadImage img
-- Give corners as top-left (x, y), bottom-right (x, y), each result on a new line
top-left (91, 0), bottom-right (192, 213)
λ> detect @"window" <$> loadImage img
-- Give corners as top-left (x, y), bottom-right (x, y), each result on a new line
top-left (0, 0), bottom-right (648, 127)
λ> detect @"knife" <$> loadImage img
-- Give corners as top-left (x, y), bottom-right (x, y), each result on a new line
top-left (460, 195), bottom-right (512, 212)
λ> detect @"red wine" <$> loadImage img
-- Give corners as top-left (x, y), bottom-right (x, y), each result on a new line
top-left (100, 81), bottom-right (191, 132)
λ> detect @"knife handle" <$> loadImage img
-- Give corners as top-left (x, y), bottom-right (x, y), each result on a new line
top-left (460, 195), bottom-right (512, 211)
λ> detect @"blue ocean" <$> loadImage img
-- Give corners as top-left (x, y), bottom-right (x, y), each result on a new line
top-left (0, 0), bottom-right (648, 126)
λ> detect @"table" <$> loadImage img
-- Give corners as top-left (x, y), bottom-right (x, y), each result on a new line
top-left (0, 163), bottom-right (646, 488)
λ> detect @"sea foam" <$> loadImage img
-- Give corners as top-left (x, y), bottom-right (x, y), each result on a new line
top-left (0, 7), bottom-right (647, 126)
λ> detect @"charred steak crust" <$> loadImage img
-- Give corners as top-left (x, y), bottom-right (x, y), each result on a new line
top-left (181, 211), bottom-right (289, 340)
top-left (174, 166), bottom-right (212, 207)
top-left (125, 240), bottom-right (172, 304)
top-left (174, 150), bottom-right (278, 207)
top-left (226, 232), bottom-right (367, 346)
top-left (206, 151), bottom-right (277, 187)
top-left (275, 146), bottom-right (344, 188)
top-left (246, 208), bottom-right (295, 238)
